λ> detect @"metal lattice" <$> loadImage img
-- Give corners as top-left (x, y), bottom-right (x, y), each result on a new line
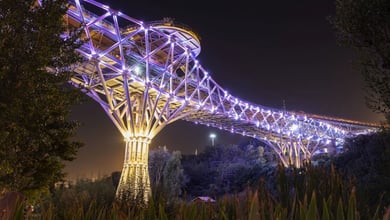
top-left (64, 0), bottom-right (380, 202)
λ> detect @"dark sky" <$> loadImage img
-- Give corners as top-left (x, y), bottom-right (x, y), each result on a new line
top-left (65, 0), bottom-right (384, 180)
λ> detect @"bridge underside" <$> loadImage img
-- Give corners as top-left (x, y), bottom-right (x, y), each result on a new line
top-left (65, 0), bottom-right (379, 204)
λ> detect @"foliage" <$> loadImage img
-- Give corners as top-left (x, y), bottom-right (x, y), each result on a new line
top-left (333, 130), bottom-right (390, 218)
top-left (48, 176), bottom-right (116, 219)
top-left (148, 146), bottom-right (171, 199)
top-left (162, 151), bottom-right (187, 205)
top-left (148, 147), bottom-right (187, 206)
top-left (0, 0), bottom-right (84, 197)
top-left (330, 0), bottom-right (390, 123)
top-left (182, 141), bottom-right (272, 198)
top-left (10, 163), bottom-right (389, 219)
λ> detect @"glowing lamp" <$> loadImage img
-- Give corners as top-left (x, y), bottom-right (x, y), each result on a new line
top-left (209, 133), bottom-right (216, 146)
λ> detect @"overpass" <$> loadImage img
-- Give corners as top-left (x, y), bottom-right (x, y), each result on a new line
top-left (64, 0), bottom-right (380, 202)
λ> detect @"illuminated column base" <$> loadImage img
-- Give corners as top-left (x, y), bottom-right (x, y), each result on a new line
top-left (274, 141), bottom-right (310, 168)
top-left (116, 136), bottom-right (151, 204)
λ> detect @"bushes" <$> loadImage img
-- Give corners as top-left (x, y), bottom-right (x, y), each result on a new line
top-left (333, 130), bottom-right (390, 218)
top-left (11, 132), bottom-right (388, 218)
top-left (17, 162), bottom-right (386, 219)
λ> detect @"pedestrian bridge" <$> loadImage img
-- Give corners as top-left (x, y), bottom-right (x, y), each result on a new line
top-left (64, 0), bottom-right (380, 202)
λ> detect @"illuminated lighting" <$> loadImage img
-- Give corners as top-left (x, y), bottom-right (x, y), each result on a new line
top-left (209, 133), bottom-right (216, 146)
top-left (290, 124), bottom-right (299, 132)
top-left (123, 131), bottom-right (131, 141)
top-left (133, 65), bottom-right (141, 75)
top-left (64, 0), bottom-right (379, 202)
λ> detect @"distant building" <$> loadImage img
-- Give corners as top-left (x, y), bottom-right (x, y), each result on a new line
top-left (191, 196), bottom-right (216, 203)
top-left (54, 180), bottom-right (73, 189)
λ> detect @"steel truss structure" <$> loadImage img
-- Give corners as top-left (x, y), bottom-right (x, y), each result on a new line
top-left (64, 0), bottom-right (379, 202)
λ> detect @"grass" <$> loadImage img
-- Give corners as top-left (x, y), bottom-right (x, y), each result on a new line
top-left (11, 164), bottom-right (390, 219)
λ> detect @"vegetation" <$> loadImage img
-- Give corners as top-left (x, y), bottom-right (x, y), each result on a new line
top-left (0, 0), bottom-right (388, 219)
top-left (181, 140), bottom-right (274, 198)
top-left (148, 147), bottom-right (187, 206)
top-left (0, 0), bottom-right (83, 198)
top-left (3, 134), bottom-right (383, 219)
top-left (333, 130), bottom-right (390, 219)
top-left (330, 0), bottom-right (390, 124)
top-left (10, 158), bottom-right (389, 219)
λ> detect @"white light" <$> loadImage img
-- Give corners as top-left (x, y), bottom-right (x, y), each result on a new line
top-left (123, 132), bottom-right (131, 141)
top-left (209, 133), bottom-right (216, 146)
top-left (290, 124), bottom-right (299, 131)
top-left (101, 4), bottom-right (110, 10)
top-left (133, 65), bottom-right (141, 75)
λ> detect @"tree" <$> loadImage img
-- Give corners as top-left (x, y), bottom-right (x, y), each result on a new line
top-left (333, 131), bottom-right (390, 218)
top-left (162, 151), bottom-right (187, 204)
top-left (0, 0), bottom-right (83, 197)
top-left (330, 0), bottom-right (390, 124)
top-left (182, 142), bottom-right (270, 197)
top-left (148, 146), bottom-right (171, 192)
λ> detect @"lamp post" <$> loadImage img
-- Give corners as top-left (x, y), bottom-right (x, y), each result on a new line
top-left (209, 133), bottom-right (216, 146)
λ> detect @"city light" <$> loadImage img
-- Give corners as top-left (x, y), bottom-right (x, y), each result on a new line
top-left (209, 133), bottom-right (216, 146)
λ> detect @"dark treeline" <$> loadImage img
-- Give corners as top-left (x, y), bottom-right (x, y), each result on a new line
top-left (141, 130), bottom-right (390, 218)
top-left (39, 129), bottom-right (389, 219)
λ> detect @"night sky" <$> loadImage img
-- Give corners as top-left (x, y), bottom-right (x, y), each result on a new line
top-left (65, 0), bottom-right (384, 180)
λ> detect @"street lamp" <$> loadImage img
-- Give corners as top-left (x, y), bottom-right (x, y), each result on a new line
top-left (209, 133), bottom-right (216, 146)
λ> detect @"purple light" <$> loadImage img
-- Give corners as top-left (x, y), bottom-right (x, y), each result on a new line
top-left (66, 0), bottom-right (379, 176)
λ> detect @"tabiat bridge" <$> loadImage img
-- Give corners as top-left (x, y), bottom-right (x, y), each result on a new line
top-left (64, 0), bottom-right (380, 202)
